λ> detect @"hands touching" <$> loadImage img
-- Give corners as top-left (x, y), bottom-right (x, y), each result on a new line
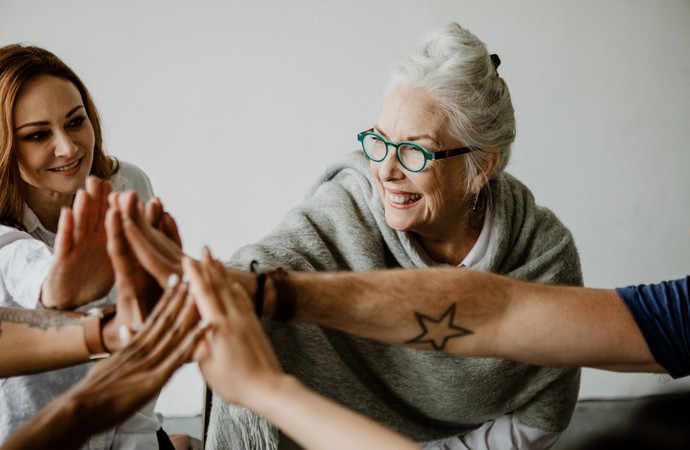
top-left (184, 248), bottom-right (283, 408)
top-left (0, 281), bottom-right (205, 450)
top-left (110, 191), bottom-right (185, 288)
top-left (183, 249), bottom-right (420, 450)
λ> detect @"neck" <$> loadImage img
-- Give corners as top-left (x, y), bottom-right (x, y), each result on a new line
top-left (415, 208), bottom-right (486, 266)
top-left (21, 183), bottom-right (74, 233)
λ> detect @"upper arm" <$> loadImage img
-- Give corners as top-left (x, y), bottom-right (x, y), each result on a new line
top-left (0, 232), bottom-right (53, 309)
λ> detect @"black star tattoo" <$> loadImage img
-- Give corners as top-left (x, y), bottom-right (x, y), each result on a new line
top-left (405, 304), bottom-right (473, 351)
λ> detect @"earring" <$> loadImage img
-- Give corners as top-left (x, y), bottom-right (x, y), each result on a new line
top-left (472, 191), bottom-right (480, 212)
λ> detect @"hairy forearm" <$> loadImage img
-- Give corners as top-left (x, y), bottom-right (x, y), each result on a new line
top-left (0, 308), bottom-right (90, 377)
top-left (284, 268), bottom-right (660, 371)
top-left (250, 374), bottom-right (419, 450)
top-left (287, 267), bottom-right (508, 353)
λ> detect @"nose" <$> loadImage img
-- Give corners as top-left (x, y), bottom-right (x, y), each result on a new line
top-left (377, 145), bottom-right (404, 181)
top-left (54, 131), bottom-right (78, 158)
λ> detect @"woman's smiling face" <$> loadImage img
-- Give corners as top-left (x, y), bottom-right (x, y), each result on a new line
top-left (13, 75), bottom-right (94, 195)
top-left (370, 85), bottom-right (472, 238)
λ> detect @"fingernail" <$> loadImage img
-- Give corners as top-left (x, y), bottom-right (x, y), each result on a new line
top-left (197, 320), bottom-right (211, 330)
top-left (167, 273), bottom-right (180, 288)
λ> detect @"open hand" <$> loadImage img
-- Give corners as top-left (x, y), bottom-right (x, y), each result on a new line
top-left (184, 247), bottom-right (283, 408)
top-left (42, 177), bottom-right (114, 309)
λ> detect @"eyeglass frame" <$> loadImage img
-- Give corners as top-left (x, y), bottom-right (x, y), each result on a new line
top-left (357, 128), bottom-right (477, 172)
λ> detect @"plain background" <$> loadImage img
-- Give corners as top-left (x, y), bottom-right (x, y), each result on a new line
top-left (2, 0), bottom-right (689, 418)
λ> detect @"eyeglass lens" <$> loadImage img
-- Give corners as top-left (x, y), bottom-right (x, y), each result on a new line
top-left (362, 134), bottom-right (426, 171)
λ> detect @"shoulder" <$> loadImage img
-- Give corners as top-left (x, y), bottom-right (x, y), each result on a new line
top-left (0, 224), bottom-right (36, 249)
top-left (616, 276), bottom-right (690, 377)
top-left (307, 151), bottom-right (375, 199)
top-left (110, 159), bottom-right (155, 202)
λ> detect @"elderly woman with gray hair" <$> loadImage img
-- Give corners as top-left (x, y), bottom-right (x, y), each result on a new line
top-left (205, 22), bottom-right (582, 450)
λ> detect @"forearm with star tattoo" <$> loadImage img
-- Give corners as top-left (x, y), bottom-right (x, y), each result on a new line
top-left (268, 267), bottom-right (661, 371)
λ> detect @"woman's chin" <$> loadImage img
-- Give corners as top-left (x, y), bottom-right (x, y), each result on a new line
top-left (384, 215), bottom-right (413, 233)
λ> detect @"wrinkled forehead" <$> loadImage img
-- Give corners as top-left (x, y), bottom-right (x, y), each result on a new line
top-left (377, 85), bottom-right (450, 142)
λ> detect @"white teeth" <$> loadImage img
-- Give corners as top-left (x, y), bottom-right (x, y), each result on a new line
top-left (388, 192), bottom-right (421, 204)
top-left (52, 160), bottom-right (80, 172)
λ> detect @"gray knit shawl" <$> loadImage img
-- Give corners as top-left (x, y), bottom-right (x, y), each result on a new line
top-left (206, 151), bottom-right (583, 449)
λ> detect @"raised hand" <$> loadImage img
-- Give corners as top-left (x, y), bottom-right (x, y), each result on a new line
top-left (41, 177), bottom-right (114, 309)
top-left (1, 282), bottom-right (204, 450)
top-left (113, 191), bottom-right (185, 289)
top-left (105, 192), bottom-right (186, 331)
top-left (183, 248), bottom-right (282, 407)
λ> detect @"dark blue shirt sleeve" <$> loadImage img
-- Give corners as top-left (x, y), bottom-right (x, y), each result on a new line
top-left (616, 276), bottom-right (690, 378)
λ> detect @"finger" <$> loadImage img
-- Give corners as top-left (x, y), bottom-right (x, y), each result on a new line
top-left (122, 218), bottom-right (178, 286)
top-left (184, 256), bottom-right (227, 320)
top-left (106, 208), bottom-right (134, 278)
top-left (133, 288), bottom-right (199, 370)
top-left (53, 207), bottom-right (74, 257)
top-left (202, 251), bottom-right (249, 317)
top-left (82, 177), bottom-right (106, 234)
top-left (192, 330), bottom-right (212, 363)
top-left (153, 320), bottom-right (208, 380)
top-left (121, 192), bottom-right (181, 264)
top-left (161, 213), bottom-right (183, 248)
top-left (97, 180), bottom-right (113, 229)
top-left (145, 198), bottom-right (163, 229)
top-left (71, 188), bottom-right (90, 240)
top-left (134, 281), bottom-right (188, 345)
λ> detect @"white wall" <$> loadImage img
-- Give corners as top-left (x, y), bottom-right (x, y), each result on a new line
top-left (2, 0), bottom-right (689, 417)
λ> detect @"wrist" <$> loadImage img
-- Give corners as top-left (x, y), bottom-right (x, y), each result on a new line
top-left (101, 313), bottom-right (123, 353)
top-left (82, 305), bottom-right (116, 359)
top-left (265, 268), bottom-right (296, 321)
top-left (247, 373), bottom-right (302, 416)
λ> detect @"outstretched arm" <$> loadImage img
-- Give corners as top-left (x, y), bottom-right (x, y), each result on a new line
top-left (109, 190), bottom-right (662, 373)
top-left (259, 267), bottom-right (663, 373)
top-left (1, 281), bottom-right (203, 450)
top-left (184, 249), bottom-right (419, 450)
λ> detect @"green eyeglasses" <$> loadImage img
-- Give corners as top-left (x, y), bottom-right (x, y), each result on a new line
top-left (357, 128), bottom-right (476, 172)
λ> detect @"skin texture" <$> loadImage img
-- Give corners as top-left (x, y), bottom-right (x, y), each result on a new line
top-left (105, 192), bottom-right (184, 327)
top-left (113, 190), bottom-right (664, 373)
top-left (11, 75), bottom-right (114, 309)
top-left (184, 250), bottom-right (419, 450)
top-left (0, 282), bottom-right (204, 450)
top-left (0, 183), bottom-right (183, 376)
top-left (41, 176), bottom-right (114, 308)
top-left (282, 268), bottom-right (663, 373)
top-left (0, 307), bottom-right (87, 377)
top-left (370, 85), bottom-right (489, 265)
top-left (13, 75), bottom-right (95, 232)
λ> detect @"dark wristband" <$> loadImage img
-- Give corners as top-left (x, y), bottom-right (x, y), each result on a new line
top-left (267, 267), bottom-right (296, 321)
top-left (250, 260), bottom-right (266, 318)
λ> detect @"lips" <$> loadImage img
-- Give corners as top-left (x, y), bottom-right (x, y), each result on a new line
top-left (386, 189), bottom-right (422, 206)
top-left (49, 158), bottom-right (81, 172)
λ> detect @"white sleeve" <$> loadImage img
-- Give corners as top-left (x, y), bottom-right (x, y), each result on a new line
top-left (421, 413), bottom-right (561, 450)
top-left (0, 228), bottom-right (52, 309)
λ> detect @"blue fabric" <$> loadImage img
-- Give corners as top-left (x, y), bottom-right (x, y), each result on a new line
top-left (616, 276), bottom-right (690, 378)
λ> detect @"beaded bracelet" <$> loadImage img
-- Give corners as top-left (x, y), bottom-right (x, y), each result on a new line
top-left (266, 267), bottom-right (297, 321)
top-left (249, 260), bottom-right (266, 318)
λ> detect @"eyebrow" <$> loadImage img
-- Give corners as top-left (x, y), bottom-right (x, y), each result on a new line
top-left (373, 125), bottom-right (441, 146)
top-left (15, 105), bottom-right (85, 132)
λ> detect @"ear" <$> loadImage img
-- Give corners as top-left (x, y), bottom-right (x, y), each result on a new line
top-left (471, 151), bottom-right (500, 194)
